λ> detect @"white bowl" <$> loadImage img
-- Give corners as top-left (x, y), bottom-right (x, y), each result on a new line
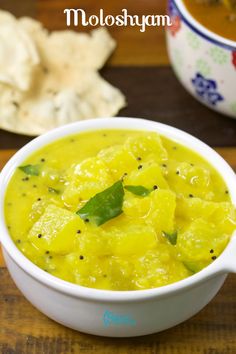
top-left (166, 0), bottom-right (236, 118)
top-left (0, 117), bottom-right (236, 337)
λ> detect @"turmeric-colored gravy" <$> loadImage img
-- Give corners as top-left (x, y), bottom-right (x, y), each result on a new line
top-left (183, 0), bottom-right (236, 42)
top-left (5, 130), bottom-right (236, 290)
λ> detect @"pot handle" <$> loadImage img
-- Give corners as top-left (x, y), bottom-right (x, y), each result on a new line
top-left (220, 233), bottom-right (236, 273)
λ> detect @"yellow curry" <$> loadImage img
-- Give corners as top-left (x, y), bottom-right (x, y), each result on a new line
top-left (5, 130), bottom-right (236, 290)
top-left (183, 0), bottom-right (236, 42)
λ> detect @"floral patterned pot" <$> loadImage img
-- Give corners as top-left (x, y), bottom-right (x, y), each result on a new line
top-left (166, 0), bottom-right (236, 118)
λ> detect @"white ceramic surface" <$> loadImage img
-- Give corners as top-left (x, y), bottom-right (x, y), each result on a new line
top-left (0, 117), bottom-right (236, 337)
top-left (166, 0), bottom-right (236, 118)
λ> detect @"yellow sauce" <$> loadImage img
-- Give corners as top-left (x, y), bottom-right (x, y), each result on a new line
top-left (183, 0), bottom-right (236, 41)
top-left (5, 130), bottom-right (236, 290)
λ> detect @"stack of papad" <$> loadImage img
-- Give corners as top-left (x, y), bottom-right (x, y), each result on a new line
top-left (0, 11), bottom-right (126, 135)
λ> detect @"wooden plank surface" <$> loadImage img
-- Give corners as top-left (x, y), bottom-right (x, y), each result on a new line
top-left (37, 0), bottom-right (168, 66)
top-left (0, 0), bottom-right (35, 18)
top-left (1, 68), bottom-right (236, 149)
top-left (1, 0), bottom-right (236, 148)
top-left (0, 267), bottom-right (236, 354)
top-left (1, 0), bottom-right (169, 66)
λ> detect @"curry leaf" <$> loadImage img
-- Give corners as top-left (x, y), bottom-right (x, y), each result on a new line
top-left (77, 181), bottom-right (124, 226)
top-left (124, 185), bottom-right (151, 197)
top-left (19, 164), bottom-right (40, 176)
top-left (163, 231), bottom-right (178, 245)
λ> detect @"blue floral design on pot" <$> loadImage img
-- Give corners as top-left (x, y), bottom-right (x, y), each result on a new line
top-left (168, 0), bottom-right (180, 17)
top-left (191, 73), bottom-right (224, 106)
top-left (168, 0), bottom-right (182, 36)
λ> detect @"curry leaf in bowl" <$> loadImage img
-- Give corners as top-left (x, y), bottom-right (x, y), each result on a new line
top-left (19, 164), bottom-right (40, 176)
top-left (163, 231), bottom-right (178, 245)
top-left (124, 185), bottom-right (151, 197)
top-left (77, 180), bottom-right (124, 226)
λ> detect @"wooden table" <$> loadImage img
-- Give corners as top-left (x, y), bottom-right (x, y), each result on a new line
top-left (1, 1), bottom-right (236, 353)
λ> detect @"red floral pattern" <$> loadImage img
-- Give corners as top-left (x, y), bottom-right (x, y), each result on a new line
top-left (232, 52), bottom-right (236, 69)
top-left (169, 15), bottom-right (181, 37)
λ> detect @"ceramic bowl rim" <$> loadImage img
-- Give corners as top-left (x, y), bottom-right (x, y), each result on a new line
top-left (173, 0), bottom-right (236, 50)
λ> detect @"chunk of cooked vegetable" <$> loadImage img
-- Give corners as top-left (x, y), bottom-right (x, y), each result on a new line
top-left (28, 205), bottom-right (84, 254)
